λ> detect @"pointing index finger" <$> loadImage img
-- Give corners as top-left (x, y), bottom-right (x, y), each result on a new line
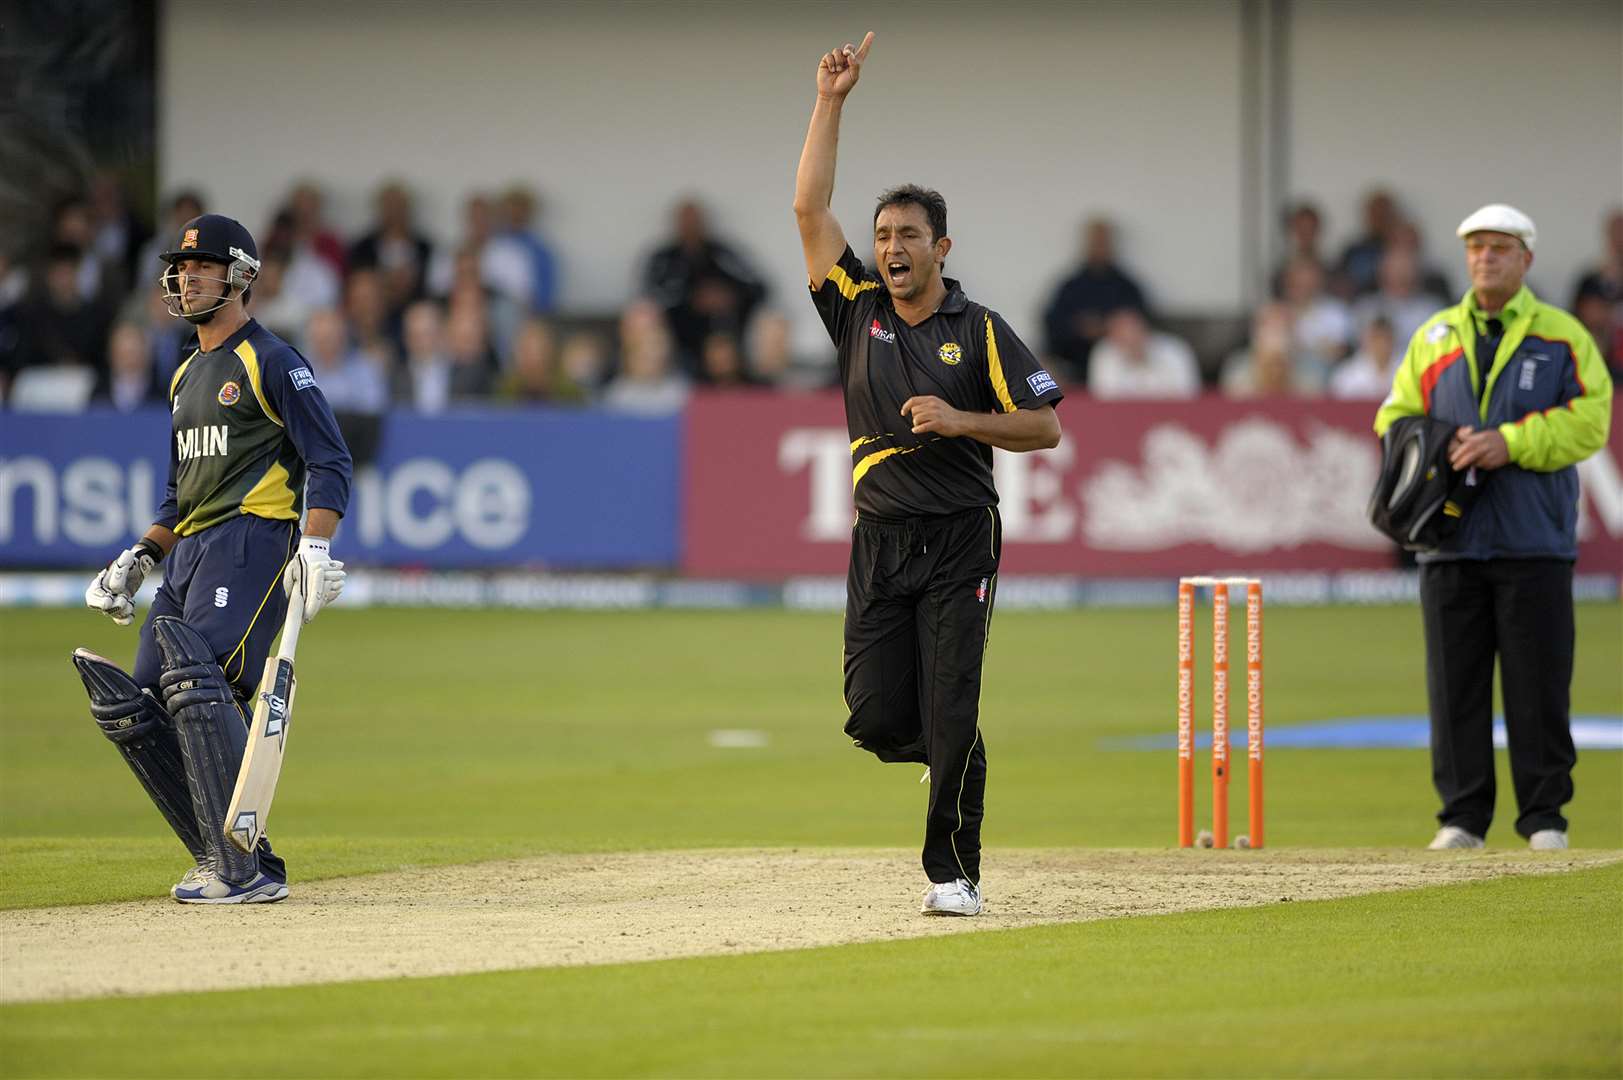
top-left (854, 31), bottom-right (875, 61)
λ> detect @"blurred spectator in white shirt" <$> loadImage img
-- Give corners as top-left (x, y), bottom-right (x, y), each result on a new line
top-left (1088, 308), bottom-right (1201, 399)
top-left (393, 300), bottom-right (453, 413)
top-left (430, 194), bottom-right (534, 310)
top-left (499, 185), bottom-right (559, 313)
top-left (1221, 303), bottom-right (1322, 397)
top-left (263, 210), bottom-right (341, 313)
top-left (604, 312), bottom-right (688, 416)
top-left (286, 181), bottom-right (348, 280)
top-left (1329, 316), bottom-right (1400, 400)
top-left (1352, 247), bottom-right (1443, 353)
top-left (98, 321), bottom-right (159, 412)
top-left (1279, 256), bottom-right (1353, 378)
top-left (302, 308), bottom-right (389, 415)
top-left (247, 248), bottom-right (310, 342)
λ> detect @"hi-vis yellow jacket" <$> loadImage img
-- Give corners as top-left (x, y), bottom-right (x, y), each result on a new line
top-left (1374, 285), bottom-right (1612, 561)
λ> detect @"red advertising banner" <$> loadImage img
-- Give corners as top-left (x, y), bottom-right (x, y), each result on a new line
top-left (683, 390), bottom-right (1623, 578)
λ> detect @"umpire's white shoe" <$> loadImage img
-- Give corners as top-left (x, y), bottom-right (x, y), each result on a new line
top-left (1528, 829), bottom-right (1569, 851)
top-left (921, 878), bottom-right (982, 916)
top-left (1427, 825), bottom-right (1485, 850)
top-left (173, 867), bottom-right (289, 905)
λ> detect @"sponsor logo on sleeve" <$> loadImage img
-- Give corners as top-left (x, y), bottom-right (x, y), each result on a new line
top-left (217, 380), bottom-right (241, 406)
top-left (289, 366), bottom-right (317, 391)
top-left (1027, 370), bottom-right (1059, 395)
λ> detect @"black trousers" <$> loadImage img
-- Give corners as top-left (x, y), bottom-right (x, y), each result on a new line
top-left (1419, 558), bottom-right (1577, 839)
top-left (843, 506), bottom-right (1001, 886)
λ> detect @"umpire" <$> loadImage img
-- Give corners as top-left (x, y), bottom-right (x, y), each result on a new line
top-left (793, 33), bottom-right (1063, 916)
top-left (1374, 204), bottom-right (1612, 850)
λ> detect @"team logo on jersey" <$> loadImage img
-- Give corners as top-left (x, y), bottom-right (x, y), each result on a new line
top-left (181, 228), bottom-right (199, 250)
top-left (869, 319), bottom-right (897, 344)
top-left (217, 380), bottom-right (241, 406)
top-left (937, 342), bottom-right (963, 366)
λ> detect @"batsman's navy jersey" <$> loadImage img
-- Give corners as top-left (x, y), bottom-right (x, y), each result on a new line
top-left (811, 246), bottom-right (1062, 519)
top-left (160, 319), bottom-right (351, 536)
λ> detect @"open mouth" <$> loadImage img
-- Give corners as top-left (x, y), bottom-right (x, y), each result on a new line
top-left (886, 261), bottom-right (912, 289)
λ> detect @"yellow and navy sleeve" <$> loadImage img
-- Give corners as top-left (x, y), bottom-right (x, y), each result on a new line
top-left (809, 245), bottom-right (881, 347)
top-left (983, 311), bottom-right (1063, 413)
top-left (260, 343), bottom-right (353, 515)
top-left (1499, 315), bottom-right (1613, 472)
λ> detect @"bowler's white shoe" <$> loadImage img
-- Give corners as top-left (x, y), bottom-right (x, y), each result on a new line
top-left (1427, 825), bottom-right (1485, 850)
top-left (921, 878), bottom-right (982, 916)
top-left (1528, 829), bottom-right (1568, 851)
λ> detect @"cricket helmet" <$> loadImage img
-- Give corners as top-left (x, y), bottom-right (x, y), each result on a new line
top-left (158, 213), bottom-right (261, 323)
top-left (1368, 415), bottom-right (1480, 551)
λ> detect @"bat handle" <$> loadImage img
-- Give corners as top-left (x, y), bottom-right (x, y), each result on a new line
top-left (279, 564), bottom-right (307, 660)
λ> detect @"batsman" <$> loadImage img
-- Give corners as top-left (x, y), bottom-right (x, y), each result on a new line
top-left (75, 213), bottom-right (351, 904)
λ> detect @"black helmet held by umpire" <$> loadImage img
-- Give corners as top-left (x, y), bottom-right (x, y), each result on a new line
top-left (158, 213), bottom-right (261, 324)
top-left (1368, 415), bottom-right (1483, 552)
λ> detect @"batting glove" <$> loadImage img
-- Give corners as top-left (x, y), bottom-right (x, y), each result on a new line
top-left (85, 539), bottom-right (163, 626)
top-left (284, 536), bottom-right (345, 624)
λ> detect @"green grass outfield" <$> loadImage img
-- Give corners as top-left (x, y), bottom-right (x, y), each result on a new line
top-left (2, 604), bottom-right (1620, 1076)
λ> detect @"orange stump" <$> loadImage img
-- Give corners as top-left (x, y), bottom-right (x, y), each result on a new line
top-left (1211, 583), bottom-right (1230, 850)
top-left (1177, 581), bottom-right (1194, 847)
top-left (1246, 581), bottom-right (1264, 848)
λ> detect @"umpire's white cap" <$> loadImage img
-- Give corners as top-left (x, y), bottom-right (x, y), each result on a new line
top-left (1456, 204), bottom-right (1536, 252)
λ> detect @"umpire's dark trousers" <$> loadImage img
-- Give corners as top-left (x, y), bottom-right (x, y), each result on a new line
top-left (843, 507), bottom-right (1000, 886)
top-left (1419, 558), bottom-right (1576, 839)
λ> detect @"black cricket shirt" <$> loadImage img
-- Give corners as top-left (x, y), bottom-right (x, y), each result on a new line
top-left (811, 245), bottom-right (1063, 519)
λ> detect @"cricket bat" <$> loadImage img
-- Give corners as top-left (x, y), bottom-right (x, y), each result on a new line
top-left (225, 569), bottom-right (305, 853)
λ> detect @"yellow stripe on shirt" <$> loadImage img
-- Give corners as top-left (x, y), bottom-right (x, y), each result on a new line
top-left (234, 341), bottom-right (283, 426)
top-left (985, 314), bottom-right (1016, 413)
top-left (852, 445), bottom-right (922, 490)
top-left (169, 349), bottom-right (200, 401)
top-left (826, 263), bottom-right (880, 302)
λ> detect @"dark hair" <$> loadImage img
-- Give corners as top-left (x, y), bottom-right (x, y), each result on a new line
top-left (874, 184), bottom-right (947, 242)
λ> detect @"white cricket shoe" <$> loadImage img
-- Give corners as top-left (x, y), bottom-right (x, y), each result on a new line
top-left (1427, 825), bottom-right (1485, 850)
top-left (1528, 829), bottom-right (1568, 851)
top-left (173, 866), bottom-right (289, 904)
top-left (921, 878), bottom-right (982, 916)
top-left (169, 864), bottom-right (208, 899)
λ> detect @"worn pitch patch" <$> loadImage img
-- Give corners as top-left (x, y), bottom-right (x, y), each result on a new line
top-left (3, 848), bottom-right (1618, 1003)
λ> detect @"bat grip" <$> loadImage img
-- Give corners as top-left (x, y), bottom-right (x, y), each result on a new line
top-left (278, 566), bottom-right (306, 660)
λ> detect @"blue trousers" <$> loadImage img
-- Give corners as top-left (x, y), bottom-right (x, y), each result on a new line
top-left (134, 515), bottom-right (298, 881)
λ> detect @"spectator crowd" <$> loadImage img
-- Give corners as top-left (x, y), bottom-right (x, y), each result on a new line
top-left (3, 176), bottom-right (1620, 415)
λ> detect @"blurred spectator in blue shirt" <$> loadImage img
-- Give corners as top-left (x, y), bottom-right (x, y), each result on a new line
top-left (1336, 188), bottom-right (1401, 297)
top-left (303, 307), bottom-right (390, 415)
top-left (96, 320), bottom-right (159, 412)
top-left (500, 185), bottom-right (559, 313)
top-left (1351, 247), bottom-right (1445, 355)
top-left (643, 198), bottom-right (768, 377)
top-left (430, 193), bottom-right (535, 311)
top-left (1041, 216), bottom-right (1147, 384)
